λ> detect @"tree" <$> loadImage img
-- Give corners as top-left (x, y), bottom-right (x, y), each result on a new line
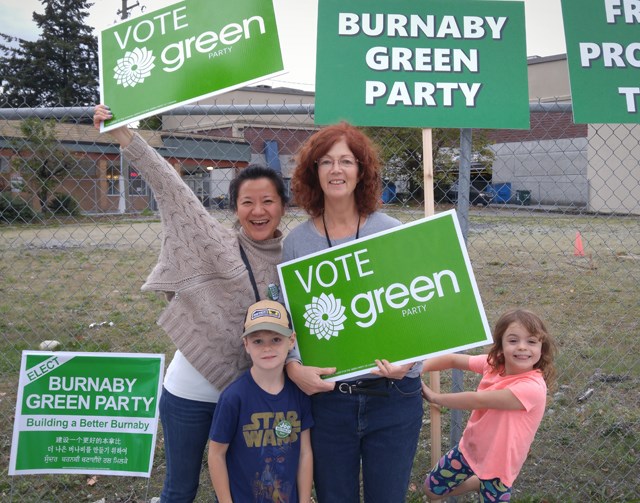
top-left (138, 115), bottom-right (164, 131)
top-left (11, 118), bottom-right (73, 212)
top-left (364, 127), bottom-right (495, 202)
top-left (0, 0), bottom-right (99, 107)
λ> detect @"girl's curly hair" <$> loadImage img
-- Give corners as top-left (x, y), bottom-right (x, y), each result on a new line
top-left (487, 308), bottom-right (558, 389)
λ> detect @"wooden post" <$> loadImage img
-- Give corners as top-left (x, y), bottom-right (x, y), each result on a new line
top-left (422, 128), bottom-right (442, 479)
top-left (422, 129), bottom-right (435, 218)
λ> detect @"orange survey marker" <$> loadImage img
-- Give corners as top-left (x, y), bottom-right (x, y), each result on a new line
top-left (574, 231), bottom-right (585, 257)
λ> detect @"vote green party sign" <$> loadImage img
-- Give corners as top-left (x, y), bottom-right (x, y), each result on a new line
top-left (315, 0), bottom-right (529, 129)
top-left (99, 0), bottom-right (284, 132)
top-left (561, 0), bottom-right (640, 124)
top-left (278, 210), bottom-right (492, 380)
top-left (9, 352), bottom-right (164, 476)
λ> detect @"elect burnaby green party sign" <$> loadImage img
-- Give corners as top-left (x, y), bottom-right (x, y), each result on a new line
top-left (278, 211), bottom-right (492, 380)
top-left (9, 352), bottom-right (163, 476)
top-left (315, 0), bottom-right (529, 129)
top-left (99, 0), bottom-right (284, 131)
top-left (561, 0), bottom-right (640, 124)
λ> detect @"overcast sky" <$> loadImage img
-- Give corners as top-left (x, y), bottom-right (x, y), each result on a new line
top-left (1, 0), bottom-right (567, 92)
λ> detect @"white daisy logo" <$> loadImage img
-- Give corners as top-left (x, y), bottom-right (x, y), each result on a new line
top-left (113, 47), bottom-right (156, 88)
top-left (303, 292), bottom-right (347, 341)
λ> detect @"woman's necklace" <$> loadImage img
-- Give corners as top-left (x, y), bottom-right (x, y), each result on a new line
top-left (321, 212), bottom-right (361, 248)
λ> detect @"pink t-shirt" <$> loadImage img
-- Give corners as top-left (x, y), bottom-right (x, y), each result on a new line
top-left (459, 354), bottom-right (547, 486)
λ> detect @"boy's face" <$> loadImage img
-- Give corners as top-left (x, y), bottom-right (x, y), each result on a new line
top-left (243, 330), bottom-right (295, 371)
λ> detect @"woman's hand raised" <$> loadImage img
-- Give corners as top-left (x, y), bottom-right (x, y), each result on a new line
top-left (93, 104), bottom-right (134, 148)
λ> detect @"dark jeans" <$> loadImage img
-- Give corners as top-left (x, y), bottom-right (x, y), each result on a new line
top-left (159, 387), bottom-right (217, 503)
top-left (310, 376), bottom-right (424, 503)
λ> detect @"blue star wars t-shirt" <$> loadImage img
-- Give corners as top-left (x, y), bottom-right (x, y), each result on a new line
top-left (209, 371), bottom-right (313, 502)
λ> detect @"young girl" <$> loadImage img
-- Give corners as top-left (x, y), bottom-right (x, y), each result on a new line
top-left (421, 309), bottom-right (557, 502)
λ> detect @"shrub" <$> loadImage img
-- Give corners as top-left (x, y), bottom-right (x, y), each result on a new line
top-left (46, 192), bottom-right (80, 216)
top-left (0, 193), bottom-right (37, 223)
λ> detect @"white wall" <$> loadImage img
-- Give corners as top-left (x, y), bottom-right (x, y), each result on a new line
top-left (491, 137), bottom-right (589, 206)
top-left (588, 124), bottom-right (640, 215)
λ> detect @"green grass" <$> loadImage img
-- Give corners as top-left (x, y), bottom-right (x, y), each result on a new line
top-left (1, 209), bottom-right (639, 502)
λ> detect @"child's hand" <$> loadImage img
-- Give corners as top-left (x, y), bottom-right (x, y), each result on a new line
top-left (372, 359), bottom-right (414, 379)
top-left (421, 380), bottom-right (438, 406)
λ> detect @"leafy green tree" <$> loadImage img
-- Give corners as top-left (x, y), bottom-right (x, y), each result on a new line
top-left (11, 118), bottom-right (73, 212)
top-left (138, 115), bottom-right (164, 131)
top-left (364, 127), bottom-right (495, 202)
top-left (0, 0), bottom-right (98, 107)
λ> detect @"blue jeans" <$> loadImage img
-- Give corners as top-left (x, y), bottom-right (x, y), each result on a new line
top-left (159, 387), bottom-right (217, 503)
top-left (310, 376), bottom-right (423, 503)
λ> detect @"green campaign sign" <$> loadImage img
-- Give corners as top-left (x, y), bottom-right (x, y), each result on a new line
top-left (99, 0), bottom-right (284, 132)
top-left (278, 210), bottom-right (492, 380)
top-left (315, 0), bottom-right (529, 129)
top-left (561, 0), bottom-right (640, 124)
top-left (9, 352), bottom-right (164, 477)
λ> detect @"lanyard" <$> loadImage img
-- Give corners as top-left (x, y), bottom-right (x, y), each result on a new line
top-left (239, 244), bottom-right (260, 303)
top-left (322, 213), bottom-right (361, 248)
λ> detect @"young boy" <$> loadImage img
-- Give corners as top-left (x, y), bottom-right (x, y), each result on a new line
top-left (208, 300), bottom-right (313, 503)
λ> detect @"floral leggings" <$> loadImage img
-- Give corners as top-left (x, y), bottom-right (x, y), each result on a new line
top-left (425, 444), bottom-right (512, 502)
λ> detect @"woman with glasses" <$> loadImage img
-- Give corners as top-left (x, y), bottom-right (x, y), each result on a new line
top-left (282, 122), bottom-right (423, 503)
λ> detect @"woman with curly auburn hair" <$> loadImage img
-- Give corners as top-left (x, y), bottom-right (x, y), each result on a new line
top-left (290, 121), bottom-right (382, 218)
top-left (282, 122), bottom-right (424, 503)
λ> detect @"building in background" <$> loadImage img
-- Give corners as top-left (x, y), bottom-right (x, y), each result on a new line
top-left (0, 121), bottom-right (251, 214)
top-left (163, 85), bottom-right (317, 187)
top-left (2, 71), bottom-right (637, 215)
top-left (488, 54), bottom-right (639, 214)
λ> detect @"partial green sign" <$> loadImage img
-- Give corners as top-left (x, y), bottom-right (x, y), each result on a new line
top-left (278, 210), bottom-right (492, 380)
top-left (561, 0), bottom-right (640, 124)
top-left (99, 0), bottom-right (284, 132)
top-left (9, 352), bottom-right (164, 476)
top-left (315, 0), bottom-right (529, 129)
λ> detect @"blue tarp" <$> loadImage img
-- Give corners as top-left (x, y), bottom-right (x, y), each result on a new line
top-left (382, 181), bottom-right (397, 203)
top-left (488, 182), bottom-right (511, 203)
top-left (263, 140), bottom-right (282, 173)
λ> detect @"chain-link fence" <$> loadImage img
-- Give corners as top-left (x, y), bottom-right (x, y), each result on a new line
top-left (1, 101), bottom-right (638, 502)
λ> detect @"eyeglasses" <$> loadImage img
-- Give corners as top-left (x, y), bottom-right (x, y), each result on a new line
top-left (316, 156), bottom-right (359, 169)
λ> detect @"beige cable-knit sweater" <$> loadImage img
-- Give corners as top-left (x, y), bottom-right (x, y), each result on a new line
top-left (123, 133), bottom-right (283, 391)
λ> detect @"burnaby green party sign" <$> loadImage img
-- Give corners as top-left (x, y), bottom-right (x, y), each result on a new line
top-left (278, 211), bottom-right (492, 380)
top-left (98, 0), bottom-right (284, 131)
top-left (561, 0), bottom-right (640, 124)
top-left (315, 0), bottom-right (529, 129)
top-left (9, 352), bottom-right (164, 476)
